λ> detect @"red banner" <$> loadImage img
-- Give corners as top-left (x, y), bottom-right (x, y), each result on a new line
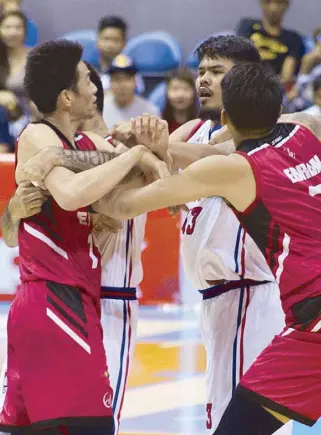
top-left (0, 156), bottom-right (180, 304)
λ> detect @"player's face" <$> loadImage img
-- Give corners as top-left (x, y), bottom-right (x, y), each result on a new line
top-left (195, 57), bottom-right (234, 110)
top-left (167, 78), bottom-right (195, 111)
top-left (70, 62), bottom-right (97, 120)
top-left (110, 72), bottom-right (136, 106)
top-left (97, 27), bottom-right (125, 61)
top-left (314, 88), bottom-right (321, 109)
top-left (261, 0), bottom-right (289, 25)
top-left (0, 15), bottom-right (25, 48)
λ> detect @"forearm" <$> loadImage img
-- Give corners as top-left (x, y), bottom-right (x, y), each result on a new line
top-left (169, 141), bottom-right (234, 169)
top-left (300, 54), bottom-right (318, 75)
top-left (0, 201), bottom-right (20, 248)
top-left (54, 148), bottom-right (117, 172)
top-left (45, 146), bottom-right (145, 211)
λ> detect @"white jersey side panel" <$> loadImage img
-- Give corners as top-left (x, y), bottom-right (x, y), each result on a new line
top-left (182, 121), bottom-right (274, 288)
top-left (94, 214), bottom-right (147, 287)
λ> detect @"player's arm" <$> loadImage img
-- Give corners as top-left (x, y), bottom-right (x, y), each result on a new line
top-left (1, 182), bottom-right (47, 247)
top-left (169, 141), bottom-right (235, 169)
top-left (96, 153), bottom-right (255, 219)
top-left (279, 112), bottom-right (321, 140)
top-left (17, 124), bottom-right (148, 211)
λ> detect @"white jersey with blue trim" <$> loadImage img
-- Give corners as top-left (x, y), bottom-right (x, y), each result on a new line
top-left (94, 214), bottom-right (147, 287)
top-left (181, 122), bottom-right (274, 290)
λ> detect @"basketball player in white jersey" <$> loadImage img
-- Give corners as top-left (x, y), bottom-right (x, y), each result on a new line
top-left (0, 63), bottom-right (149, 434)
top-left (110, 36), bottom-right (292, 434)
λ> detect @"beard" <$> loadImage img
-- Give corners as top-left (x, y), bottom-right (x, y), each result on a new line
top-left (199, 107), bottom-right (221, 123)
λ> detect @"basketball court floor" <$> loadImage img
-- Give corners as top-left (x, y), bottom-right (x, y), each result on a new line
top-left (0, 303), bottom-right (318, 435)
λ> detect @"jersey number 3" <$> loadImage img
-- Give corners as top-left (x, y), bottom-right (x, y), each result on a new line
top-left (182, 206), bottom-right (202, 235)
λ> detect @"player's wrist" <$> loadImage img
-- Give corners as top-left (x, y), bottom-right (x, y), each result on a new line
top-left (8, 197), bottom-right (22, 221)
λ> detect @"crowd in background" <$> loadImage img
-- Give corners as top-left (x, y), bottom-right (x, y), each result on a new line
top-left (0, 0), bottom-right (320, 153)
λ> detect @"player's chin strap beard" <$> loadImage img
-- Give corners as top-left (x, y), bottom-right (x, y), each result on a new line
top-left (199, 108), bottom-right (221, 123)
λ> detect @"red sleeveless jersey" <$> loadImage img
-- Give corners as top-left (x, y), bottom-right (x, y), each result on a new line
top-left (236, 122), bottom-right (321, 325)
top-left (17, 121), bottom-right (101, 301)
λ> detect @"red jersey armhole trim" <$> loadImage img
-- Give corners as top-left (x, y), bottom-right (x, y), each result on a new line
top-left (185, 120), bottom-right (205, 141)
top-left (235, 150), bottom-right (261, 215)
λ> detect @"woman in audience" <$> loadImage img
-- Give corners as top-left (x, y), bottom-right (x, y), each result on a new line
top-left (162, 69), bottom-right (198, 134)
top-left (0, 10), bottom-right (30, 143)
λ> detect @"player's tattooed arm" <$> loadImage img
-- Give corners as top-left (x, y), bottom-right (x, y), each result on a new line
top-left (23, 147), bottom-right (119, 186)
top-left (1, 182), bottom-right (47, 247)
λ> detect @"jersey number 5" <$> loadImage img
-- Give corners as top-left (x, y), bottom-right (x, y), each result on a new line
top-left (88, 234), bottom-right (98, 269)
top-left (182, 206), bottom-right (202, 235)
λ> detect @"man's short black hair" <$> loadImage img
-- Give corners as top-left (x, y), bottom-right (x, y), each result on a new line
top-left (195, 35), bottom-right (261, 64)
top-left (97, 15), bottom-right (127, 39)
top-left (24, 39), bottom-right (83, 114)
top-left (313, 75), bottom-right (321, 94)
top-left (221, 62), bottom-right (283, 132)
top-left (84, 61), bottom-right (104, 114)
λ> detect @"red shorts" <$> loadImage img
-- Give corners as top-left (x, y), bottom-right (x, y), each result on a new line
top-left (0, 281), bottom-right (114, 432)
top-left (239, 327), bottom-right (321, 426)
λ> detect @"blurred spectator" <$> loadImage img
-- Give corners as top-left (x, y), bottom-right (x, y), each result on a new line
top-left (90, 15), bottom-right (144, 93)
top-left (103, 54), bottom-right (159, 128)
top-left (0, 105), bottom-right (13, 153)
top-left (299, 27), bottom-right (321, 77)
top-left (0, 0), bottom-right (38, 46)
top-left (304, 76), bottom-right (321, 116)
top-left (162, 69), bottom-right (199, 134)
top-left (0, 11), bottom-right (30, 139)
top-left (95, 16), bottom-right (127, 76)
top-left (236, 0), bottom-right (304, 86)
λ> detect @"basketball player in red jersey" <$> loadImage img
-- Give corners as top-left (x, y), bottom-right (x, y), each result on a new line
top-left (95, 63), bottom-right (321, 434)
top-left (3, 39), bottom-right (166, 435)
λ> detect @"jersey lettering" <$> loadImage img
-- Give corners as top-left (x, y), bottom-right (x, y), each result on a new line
top-left (284, 155), bottom-right (321, 183)
top-left (182, 206), bottom-right (202, 235)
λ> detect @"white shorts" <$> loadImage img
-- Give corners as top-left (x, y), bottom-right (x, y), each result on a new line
top-left (200, 282), bottom-right (292, 435)
top-left (101, 297), bottom-right (139, 435)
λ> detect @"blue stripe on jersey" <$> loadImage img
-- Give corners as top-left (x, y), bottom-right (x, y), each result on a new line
top-left (113, 300), bottom-right (127, 413)
top-left (208, 123), bottom-right (221, 140)
top-left (234, 225), bottom-right (242, 274)
top-left (232, 287), bottom-right (245, 391)
top-left (123, 221), bottom-right (131, 287)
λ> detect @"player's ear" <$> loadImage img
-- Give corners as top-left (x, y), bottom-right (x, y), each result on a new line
top-left (59, 89), bottom-right (73, 110)
top-left (279, 105), bottom-right (283, 116)
top-left (220, 109), bottom-right (228, 126)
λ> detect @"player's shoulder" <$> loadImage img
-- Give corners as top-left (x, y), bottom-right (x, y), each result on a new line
top-left (279, 113), bottom-right (321, 141)
top-left (170, 118), bottom-right (202, 142)
top-left (83, 130), bottom-right (115, 151)
top-left (18, 122), bottom-right (63, 152)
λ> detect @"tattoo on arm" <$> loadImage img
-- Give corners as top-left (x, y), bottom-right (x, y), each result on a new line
top-left (58, 149), bottom-right (117, 172)
top-left (1, 204), bottom-right (20, 248)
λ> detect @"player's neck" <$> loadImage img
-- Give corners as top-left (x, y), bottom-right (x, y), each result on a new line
top-left (234, 128), bottom-right (273, 148)
top-left (262, 18), bottom-right (282, 36)
top-left (43, 112), bottom-right (79, 147)
top-left (81, 114), bottom-right (109, 139)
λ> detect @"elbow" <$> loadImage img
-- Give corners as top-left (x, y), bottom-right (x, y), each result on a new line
top-left (54, 192), bottom-right (82, 211)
